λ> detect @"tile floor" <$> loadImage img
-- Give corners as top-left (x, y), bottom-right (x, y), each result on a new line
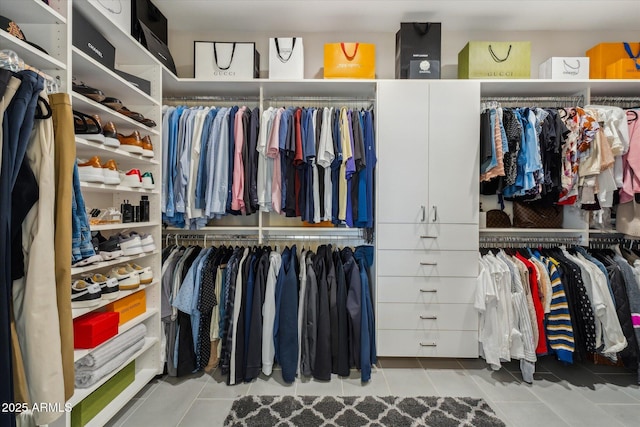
top-left (106, 357), bottom-right (640, 427)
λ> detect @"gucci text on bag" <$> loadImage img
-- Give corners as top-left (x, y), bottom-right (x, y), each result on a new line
top-left (563, 59), bottom-right (580, 76)
top-left (337, 63), bottom-right (361, 69)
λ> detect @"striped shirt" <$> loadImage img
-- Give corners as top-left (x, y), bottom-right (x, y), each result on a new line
top-left (543, 256), bottom-right (575, 364)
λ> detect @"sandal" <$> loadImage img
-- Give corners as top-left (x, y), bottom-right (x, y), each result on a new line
top-left (74, 110), bottom-right (102, 135)
top-left (100, 97), bottom-right (123, 111)
top-left (72, 79), bottom-right (106, 103)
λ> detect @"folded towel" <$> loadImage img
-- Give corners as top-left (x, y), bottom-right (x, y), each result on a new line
top-left (75, 337), bottom-right (145, 388)
top-left (75, 324), bottom-right (147, 370)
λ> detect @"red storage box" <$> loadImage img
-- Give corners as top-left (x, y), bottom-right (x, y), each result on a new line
top-left (73, 312), bottom-right (119, 349)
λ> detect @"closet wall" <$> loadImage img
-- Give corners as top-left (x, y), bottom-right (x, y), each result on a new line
top-left (168, 29), bottom-right (640, 79)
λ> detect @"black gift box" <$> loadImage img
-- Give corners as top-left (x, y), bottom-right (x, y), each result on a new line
top-left (72, 9), bottom-right (116, 70)
top-left (395, 22), bottom-right (442, 79)
top-left (139, 21), bottom-right (177, 75)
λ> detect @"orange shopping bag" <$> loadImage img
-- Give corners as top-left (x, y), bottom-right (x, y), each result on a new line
top-left (324, 43), bottom-right (375, 79)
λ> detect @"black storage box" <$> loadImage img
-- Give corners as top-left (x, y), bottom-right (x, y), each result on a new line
top-left (72, 9), bottom-right (116, 70)
top-left (395, 22), bottom-right (442, 79)
top-left (139, 21), bottom-right (177, 75)
top-left (114, 69), bottom-right (151, 96)
top-left (131, 0), bottom-right (168, 45)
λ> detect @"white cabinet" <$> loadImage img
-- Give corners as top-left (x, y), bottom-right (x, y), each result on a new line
top-left (376, 81), bottom-right (429, 224)
top-left (428, 82), bottom-right (481, 225)
top-left (376, 81), bottom-right (480, 358)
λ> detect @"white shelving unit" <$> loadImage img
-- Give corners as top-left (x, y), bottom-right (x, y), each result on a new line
top-left (40, 1), bottom-right (164, 426)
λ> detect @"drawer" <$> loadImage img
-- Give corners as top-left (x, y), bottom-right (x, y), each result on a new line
top-left (377, 277), bottom-right (476, 304)
top-left (377, 330), bottom-right (479, 358)
top-left (377, 250), bottom-right (478, 277)
top-left (377, 224), bottom-right (478, 251)
top-left (377, 303), bottom-right (478, 331)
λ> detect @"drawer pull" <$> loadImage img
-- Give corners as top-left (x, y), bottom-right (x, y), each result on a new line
top-left (420, 289), bottom-right (438, 293)
top-left (420, 342), bottom-right (437, 347)
top-left (420, 235), bottom-right (437, 239)
top-left (420, 315), bottom-right (438, 320)
top-left (420, 262), bottom-right (438, 266)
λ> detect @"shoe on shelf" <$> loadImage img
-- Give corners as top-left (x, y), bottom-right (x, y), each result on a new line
top-left (117, 131), bottom-right (143, 155)
top-left (141, 136), bottom-right (154, 158)
top-left (122, 168), bottom-right (142, 188)
top-left (71, 279), bottom-right (102, 308)
top-left (101, 159), bottom-right (121, 185)
top-left (130, 232), bottom-right (156, 252)
top-left (86, 273), bottom-right (119, 300)
top-left (108, 266), bottom-right (140, 291)
top-left (92, 115), bottom-right (120, 148)
top-left (78, 156), bottom-right (105, 183)
top-left (71, 253), bottom-right (104, 268)
top-left (141, 172), bottom-right (155, 190)
top-left (117, 106), bottom-right (156, 128)
top-left (92, 231), bottom-right (124, 260)
top-left (117, 232), bottom-right (144, 256)
top-left (72, 80), bottom-right (106, 103)
top-left (74, 110), bottom-right (105, 144)
top-left (126, 263), bottom-right (153, 285)
top-left (100, 97), bottom-right (123, 111)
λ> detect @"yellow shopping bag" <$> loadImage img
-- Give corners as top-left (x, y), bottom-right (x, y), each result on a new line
top-left (324, 43), bottom-right (375, 79)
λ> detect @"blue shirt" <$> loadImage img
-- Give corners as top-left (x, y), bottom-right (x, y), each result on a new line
top-left (195, 109), bottom-right (218, 210)
top-left (165, 106), bottom-right (184, 219)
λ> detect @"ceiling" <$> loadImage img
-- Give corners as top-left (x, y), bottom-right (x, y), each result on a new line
top-left (154, 0), bottom-right (640, 33)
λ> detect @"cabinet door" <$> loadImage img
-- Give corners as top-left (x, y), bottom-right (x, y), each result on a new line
top-left (376, 81), bottom-right (429, 224)
top-left (428, 81), bottom-right (480, 224)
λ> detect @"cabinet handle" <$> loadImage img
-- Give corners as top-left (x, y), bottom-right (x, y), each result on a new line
top-left (420, 342), bottom-right (437, 347)
top-left (420, 315), bottom-right (438, 320)
top-left (421, 205), bottom-right (426, 222)
top-left (420, 262), bottom-right (438, 266)
top-left (432, 205), bottom-right (438, 222)
top-left (420, 235), bottom-right (437, 239)
top-left (420, 289), bottom-right (438, 293)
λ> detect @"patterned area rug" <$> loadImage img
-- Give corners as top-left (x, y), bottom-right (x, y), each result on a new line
top-left (223, 395), bottom-right (506, 426)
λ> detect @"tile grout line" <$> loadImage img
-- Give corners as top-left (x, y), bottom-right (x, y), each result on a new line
top-left (115, 378), bottom-right (161, 427)
top-left (173, 373), bottom-right (212, 426)
top-left (418, 358), bottom-right (443, 398)
top-left (590, 370), bottom-right (640, 403)
top-left (525, 371), bottom-right (625, 427)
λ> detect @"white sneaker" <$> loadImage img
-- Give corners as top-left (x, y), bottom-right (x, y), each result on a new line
top-left (87, 273), bottom-right (120, 300)
top-left (77, 157), bottom-right (105, 183)
top-left (101, 159), bottom-right (121, 185)
top-left (118, 233), bottom-right (144, 256)
top-left (71, 280), bottom-right (102, 308)
top-left (121, 169), bottom-right (142, 188)
top-left (126, 263), bottom-right (153, 285)
top-left (136, 233), bottom-right (156, 252)
top-left (108, 266), bottom-right (140, 291)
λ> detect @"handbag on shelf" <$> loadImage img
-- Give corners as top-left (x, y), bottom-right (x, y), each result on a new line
top-left (395, 22), bottom-right (441, 79)
top-left (324, 42), bottom-right (375, 79)
top-left (269, 37), bottom-right (304, 79)
top-left (486, 209), bottom-right (512, 228)
top-left (512, 202), bottom-right (563, 228)
top-left (194, 41), bottom-right (260, 80)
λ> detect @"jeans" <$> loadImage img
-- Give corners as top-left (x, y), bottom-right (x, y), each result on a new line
top-left (71, 161), bottom-right (95, 263)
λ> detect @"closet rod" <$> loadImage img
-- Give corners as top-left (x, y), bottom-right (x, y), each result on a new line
top-left (263, 234), bottom-right (364, 241)
top-left (589, 96), bottom-right (640, 106)
top-left (479, 236), bottom-right (582, 245)
top-left (163, 95), bottom-right (260, 103)
top-left (265, 96), bottom-right (375, 103)
top-left (481, 95), bottom-right (584, 106)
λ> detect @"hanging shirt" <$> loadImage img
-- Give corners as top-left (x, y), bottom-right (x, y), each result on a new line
top-left (231, 106), bottom-right (247, 212)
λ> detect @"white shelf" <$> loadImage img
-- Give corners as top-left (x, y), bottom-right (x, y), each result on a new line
top-left (90, 221), bottom-right (159, 232)
top-left (162, 73), bottom-right (378, 99)
top-left (82, 368), bottom-right (158, 427)
top-left (72, 281), bottom-right (159, 319)
top-left (72, 93), bottom-right (160, 136)
top-left (0, 31), bottom-right (66, 72)
top-left (479, 79), bottom-right (640, 98)
top-left (73, 2), bottom-right (159, 67)
top-left (1, 0), bottom-right (67, 24)
top-left (80, 181), bottom-right (159, 194)
top-left (71, 250), bottom-right (159, 276)
top-left (75, 137), bottom-right (159, 166)
top-left (480, 228), bottom-right (586, 233)
top-left (69, 339), bottom-right (158, 407)
top-left (72, 47), bottom-right (160, 106)
top-left (74, 308), bottom-right (159, 362)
